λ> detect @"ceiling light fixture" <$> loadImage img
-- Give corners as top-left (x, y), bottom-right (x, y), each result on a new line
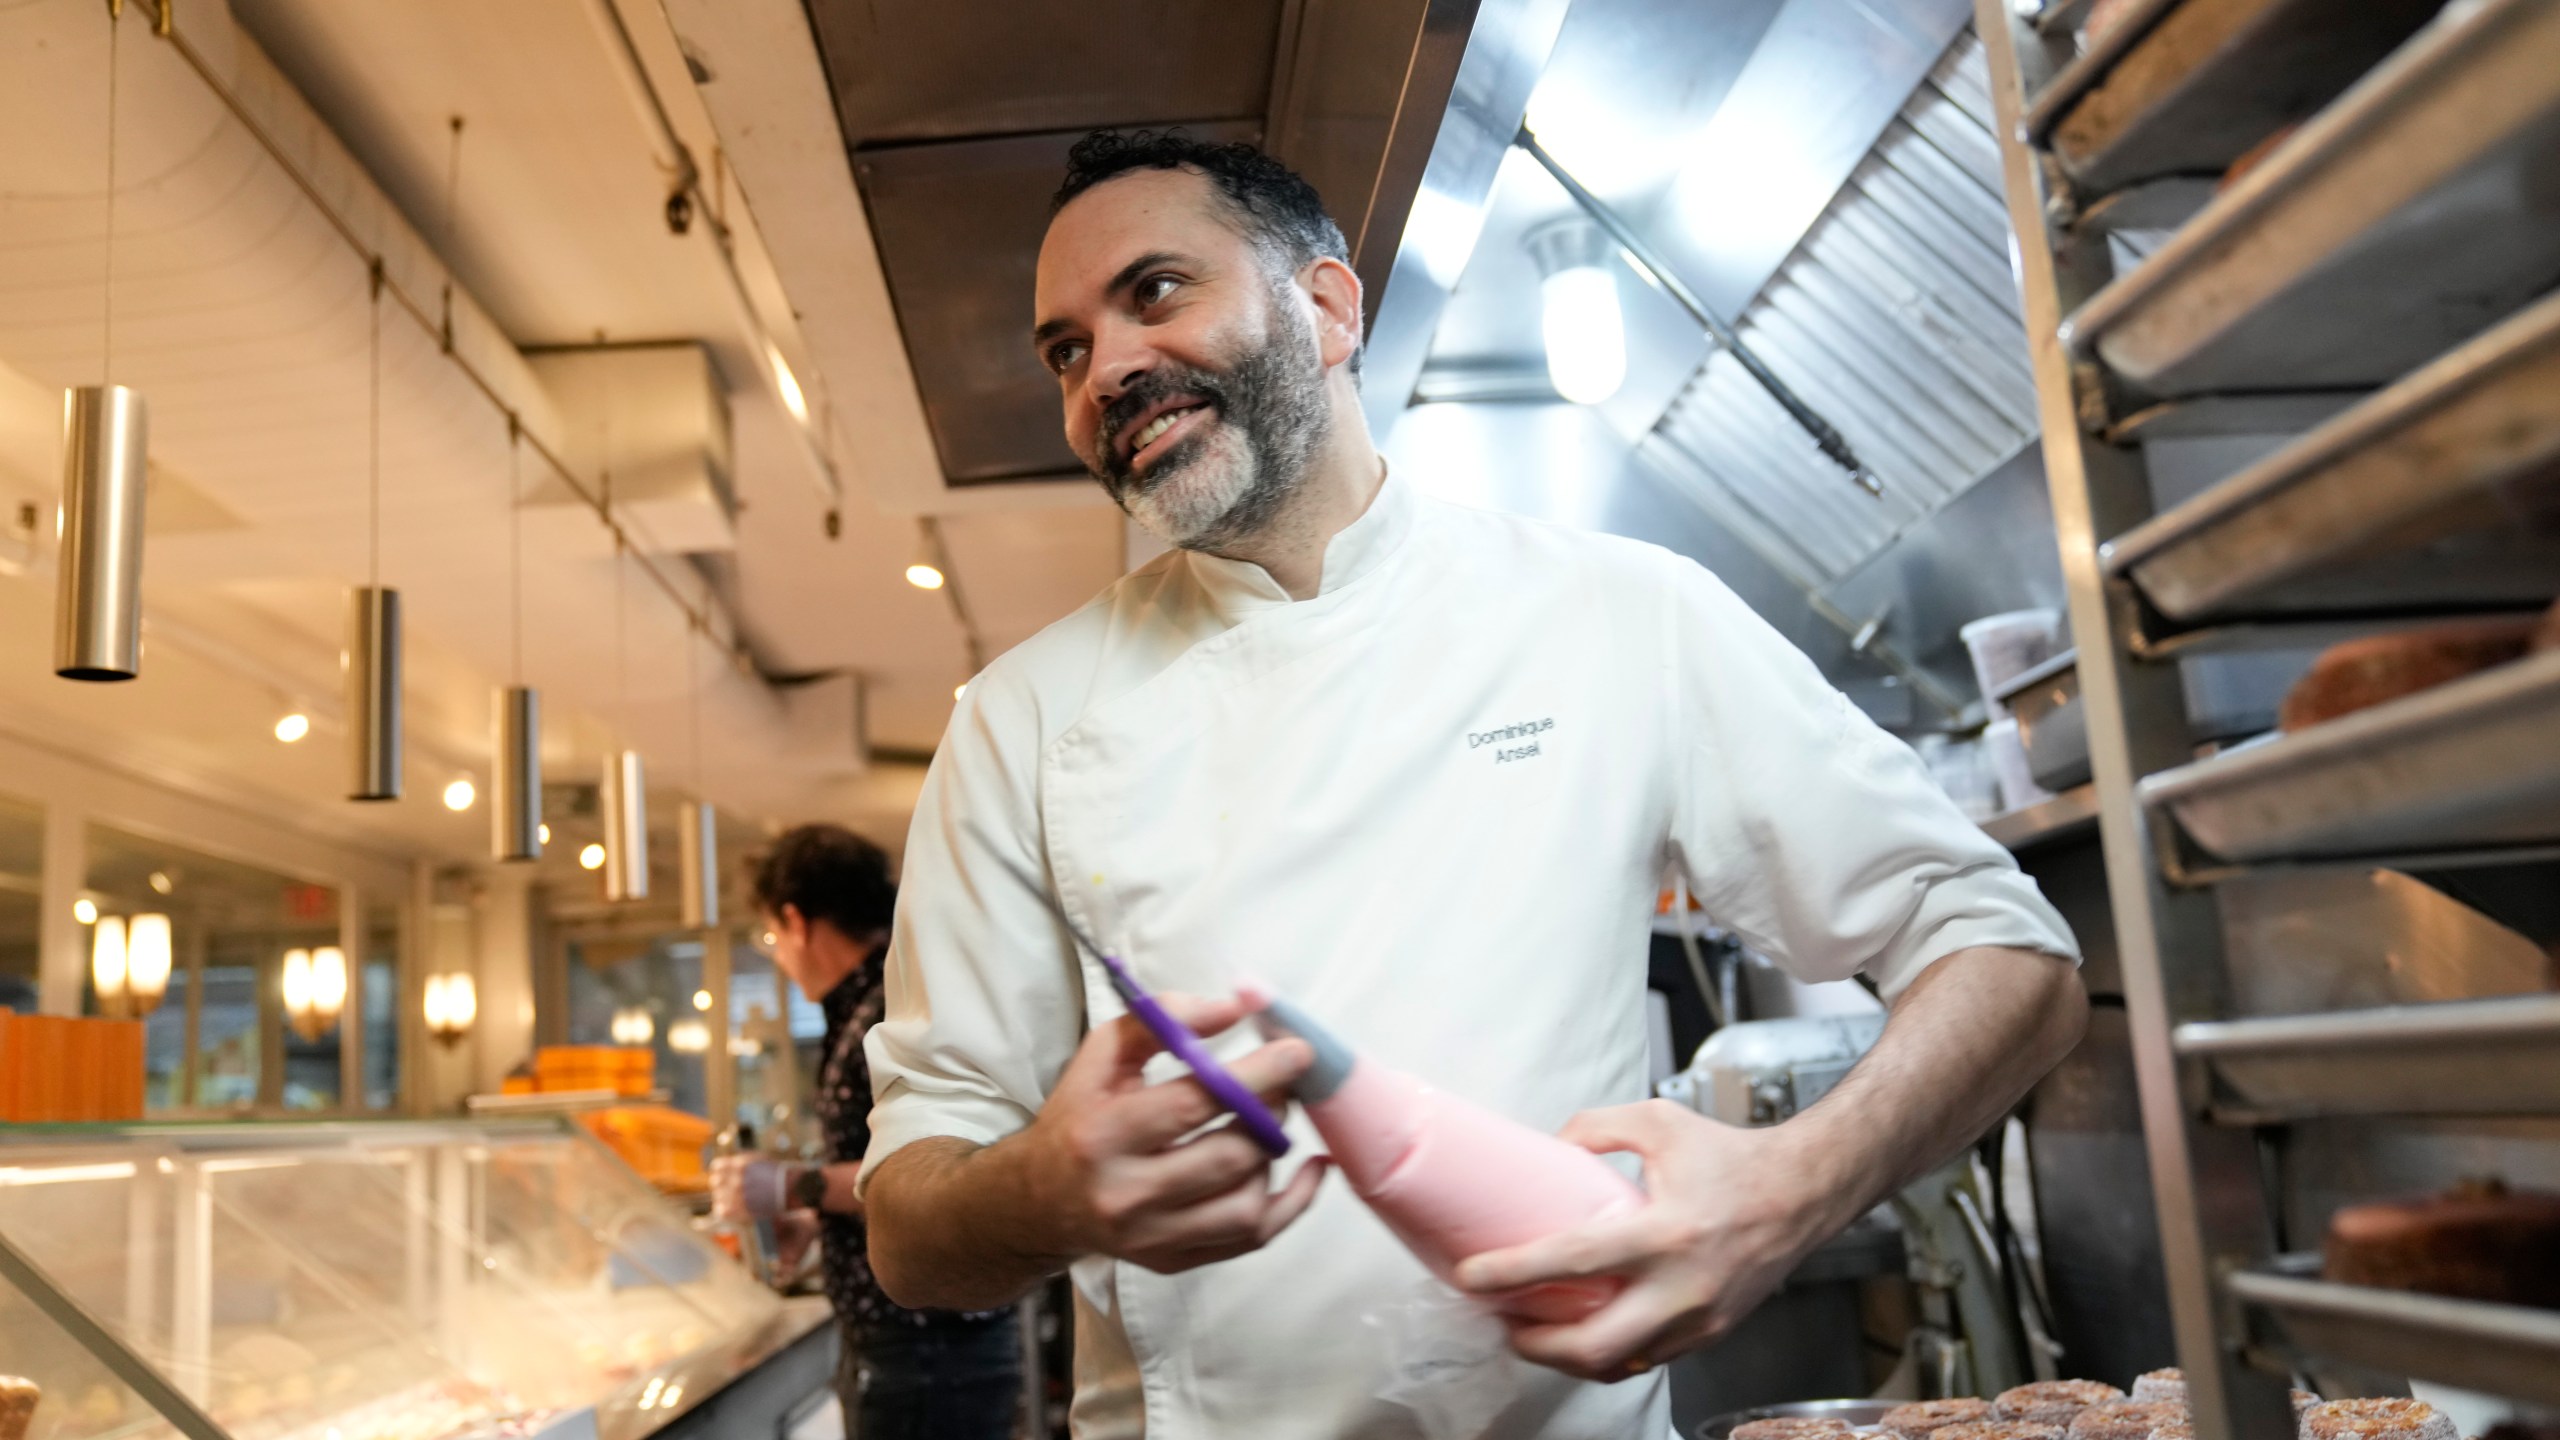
top-left (146, 870), bottom-right (171, 895)
top-left (578, 842), bottom-right (606, 871)
top-left (904, 518), bottom-right (947, 591)
top-left (692, 989), bottom-right (712, 1012)
top-left (442, 777), bottom-right (476, 812)
top-left (56, 3), bottom-right (149, 683)
top-left (274, 712), bottom-right (310, 743)
top-left (349, 262), bottom-right (403, 801)
top-left (73, 898), bottom-right (98, 926)
top-left (766, 342), bottom-right (808, 425)
top-left (1523, 217), bottom-right (1626, 406)
top-left (1513, 127), bottom-right (1879, 495)
top-left (539, 823), bottom-right (552, 844)
top-left (602, 526), bottom-right (650, 902)
top-left (679, 615), bottom-right (716, 930)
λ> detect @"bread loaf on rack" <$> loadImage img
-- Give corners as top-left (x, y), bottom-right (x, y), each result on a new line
top-left (2322, 1178), bottom-right (2560, 1307)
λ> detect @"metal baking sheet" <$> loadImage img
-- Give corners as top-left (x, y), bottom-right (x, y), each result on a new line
top-left (2028, 0), bottom-right (2443, 198)
top-left (2174, 995), bottom-right (2560, 1122)
top-left (2139, 649), bottom-right (2560, 864)
top-left (2231, 1259), bottom-right (2560, 1408)
top-left (2060, 0), bottom-right (2560, 397)
top-left (2104, 287), bottom-right (2560, 623)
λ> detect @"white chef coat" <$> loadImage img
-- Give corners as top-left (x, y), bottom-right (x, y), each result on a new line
top-left (863, 472), bottom-right (2078, 1439)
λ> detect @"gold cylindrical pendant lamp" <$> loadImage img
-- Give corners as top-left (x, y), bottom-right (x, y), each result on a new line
top-left (346, 586), bottom-right (403, 800)
top-left (679, 798), bottom-right (717, 929)
top-left (55, 385), bottom-right (149, 680)
top-left (603, 749), bottom-right (649, 901)
top-left (493, 685), bottom-right (542, 861)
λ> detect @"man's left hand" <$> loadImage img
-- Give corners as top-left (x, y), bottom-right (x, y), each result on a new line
top-left (1450, 1099), bottom-right (1852, 1382)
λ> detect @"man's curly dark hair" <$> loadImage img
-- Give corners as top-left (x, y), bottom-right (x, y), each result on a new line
top-left (748, 824), bottom-right (896, 940)
top-left (1053, 129), bottom-right (1350, 278)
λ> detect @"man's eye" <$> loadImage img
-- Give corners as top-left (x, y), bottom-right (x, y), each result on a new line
top-left (1136, 274), bottom-right (1181, 307)
top-left (1045, 340), bottom-right (1087, 374)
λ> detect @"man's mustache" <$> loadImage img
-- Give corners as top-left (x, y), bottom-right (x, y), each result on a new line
top-left (1096, 371), bottom-right (1227, 481)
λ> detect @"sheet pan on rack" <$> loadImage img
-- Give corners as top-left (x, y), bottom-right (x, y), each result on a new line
top-left (2060, 0), bottom-right (2560, 397)
top-left (2102, 286), bottom-right (2560, 624)
top-left (2139, 649), bottom-right (2560, 864)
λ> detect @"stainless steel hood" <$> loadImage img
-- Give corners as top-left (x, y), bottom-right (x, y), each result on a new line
top-left (804, 0), bottom-right (1490, 487)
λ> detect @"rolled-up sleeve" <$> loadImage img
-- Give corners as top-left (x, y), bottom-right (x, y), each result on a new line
top-left (1657, 554), bottom-right (2079, 1001)
top-left (860, 673), bottom-right (1084, 1188)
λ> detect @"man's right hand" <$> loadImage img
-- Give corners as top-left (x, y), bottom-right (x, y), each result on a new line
top-left (1016, 993), bottom-right (1329, 1276)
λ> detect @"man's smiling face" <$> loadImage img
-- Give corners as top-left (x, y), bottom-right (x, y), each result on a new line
top-left (1033, 166), bottom-right (1329, 550)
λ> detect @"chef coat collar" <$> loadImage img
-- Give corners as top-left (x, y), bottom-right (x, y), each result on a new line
top-left (1179, 463), bottom-right (1412, 619)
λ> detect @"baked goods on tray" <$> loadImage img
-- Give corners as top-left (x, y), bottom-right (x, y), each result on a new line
top-left (2323, 1178), bottom-right (2560, 1307)
top-left (2071, 1402), bottom-right (2186, 1440)
top-left (2303, 1399), bottom-right (2457, 1440)
top-left (1732, 1420), bottom-right (1853, 1440)
top-left (1887, 1399), bottom-right (1999, 1438)
top-left (1939, 1423), bottom-right (2066, 1440)
top-left (1997, 1382), bottom-right (2130, 1427)
top-left (0, 1378), bottom-right (39, 1440)
top-left (2278, 618), bottom-right (2540, 732)
top-left (2130, 1369), bottom-right (2185, 1403)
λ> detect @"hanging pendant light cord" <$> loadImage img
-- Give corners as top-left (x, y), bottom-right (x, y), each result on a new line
top-left (368, 258), bottom-right (383, 589)
top-left (100, 4), bottom-right (119, 388)
top-left (508, 418), bottom-right (523, 687)
top-left (441, 116), bottom-right (463, 350)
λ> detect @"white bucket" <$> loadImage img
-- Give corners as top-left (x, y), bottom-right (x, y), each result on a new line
top-left (1985, 717), bottom-right (2054, 813)
top-left (1960, 609), bottom-right (2062, 719)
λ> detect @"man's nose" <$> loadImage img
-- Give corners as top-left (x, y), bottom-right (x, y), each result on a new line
top-left (1088, 322), bottom-right (1153, 409)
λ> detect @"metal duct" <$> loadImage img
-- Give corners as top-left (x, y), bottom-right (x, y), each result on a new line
top-left (602, 749), bottom-right (649, 901)
top-left (345, 586), bottom-right (401, 801)
top-left (679, 798), bottom-right (717, 929)
top-left (492, 685), bottom-right (541, 862)
top-left (55, 385), bottom-right (150, 680)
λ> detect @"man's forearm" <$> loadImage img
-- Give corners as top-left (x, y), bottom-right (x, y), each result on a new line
top-left (1776, 945), bottom-right (2087, 1230)
top-left (863, 1135), bottom-right (1075, 1311)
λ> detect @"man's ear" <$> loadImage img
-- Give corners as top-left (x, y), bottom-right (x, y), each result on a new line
top-left (780, 902), bottom-right (807, 940)
top-left (1302, 255), bottom-right (1365, 371)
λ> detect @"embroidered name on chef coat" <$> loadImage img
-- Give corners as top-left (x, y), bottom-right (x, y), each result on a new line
top-left (1466, 716), bottom-right (1555, 764)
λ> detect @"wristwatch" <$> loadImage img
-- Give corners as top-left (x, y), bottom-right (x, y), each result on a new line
top-left (790, 1164), bottom-right (828, 1213)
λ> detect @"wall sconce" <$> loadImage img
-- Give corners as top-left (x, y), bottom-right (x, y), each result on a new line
top-left (423, 971), bottom-right (477, 1046)
top-left (281, 946), bottom-right (348, 1042)
top-left (90, 913), bottom-right (171, 1019)
top-left (609, 1006), bottom-right (655, 1047)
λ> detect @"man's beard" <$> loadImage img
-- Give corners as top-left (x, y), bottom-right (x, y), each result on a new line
top-left (1088, 292), bottom-right (1330, 553)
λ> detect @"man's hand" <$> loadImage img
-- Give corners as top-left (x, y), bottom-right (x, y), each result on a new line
top-left (865, 993), bottom-right (1332, 1310)
top-left (1456, 944), bottom-right (2085, 1383)
top-left (709, 1154), bottom-right (797, 1222)
top-left (1018, 994), bottom-right (1330, 1275)
top-left (1452, 1100), bottom-right (1849, 1381)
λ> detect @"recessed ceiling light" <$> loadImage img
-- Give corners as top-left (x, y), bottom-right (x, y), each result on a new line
top-left (692, 989), bottom-right (712, 1011)
top-left (147, 871), bottom-right (173, 895)
top-left (443, 778), bottom-right (476, 812)
top-left (72, 898), bottom-right (97, 925)
top-left (905, 562), bottom-right (945, 591)
top-left (538, 822), bottom-right (552, 844)
top-left (578, 843), bottom-right (606, 871)
top-left (274, 712), bottom-right (310, 743)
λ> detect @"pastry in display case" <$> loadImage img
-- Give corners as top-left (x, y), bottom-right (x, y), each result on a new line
top-left (0, 1119), bottom-right (830, 1440)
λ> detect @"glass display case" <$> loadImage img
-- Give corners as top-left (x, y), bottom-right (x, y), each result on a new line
top-left (0, 1119), bottom-right (828, 1440)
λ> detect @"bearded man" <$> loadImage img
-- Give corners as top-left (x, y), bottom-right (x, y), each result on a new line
top-left (858, 131), bottom-right (2085, 1439)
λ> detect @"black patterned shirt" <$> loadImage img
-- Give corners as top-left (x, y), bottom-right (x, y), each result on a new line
top-left (814, 955), bottom-right (1011, 1332)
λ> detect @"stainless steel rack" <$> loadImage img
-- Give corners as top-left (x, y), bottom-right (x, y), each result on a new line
top-left (1977, 0), bottom-right (2560, 1435)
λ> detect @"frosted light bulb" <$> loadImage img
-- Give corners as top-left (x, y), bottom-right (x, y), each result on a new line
top-left (1540, 265), bottom-right (1626, 405)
